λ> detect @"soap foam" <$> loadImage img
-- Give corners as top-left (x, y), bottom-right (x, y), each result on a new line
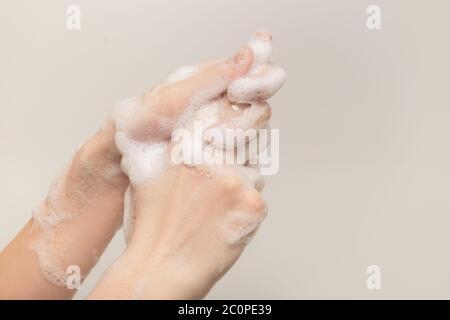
top-left (228, 33), bottom-right (287, 104)
top-left (30, 169), bottom-right (75, 287)
top-left (29, 33), bottom-right (285, 289)
top-left (221, 210), bottom-right (267, 246)
top-left (115, 32), bottom-right (285, 244)
top-left (115, 131), bottom-right (168, 186)
top-left (166, 65), bottom-right (201, 83)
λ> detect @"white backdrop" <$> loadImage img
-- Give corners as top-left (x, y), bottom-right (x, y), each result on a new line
top-left (1, 0), bottom-right (450, 299)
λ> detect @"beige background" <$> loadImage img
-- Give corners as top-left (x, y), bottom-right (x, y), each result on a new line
top-left (1, 0), bottom-right (450, 299)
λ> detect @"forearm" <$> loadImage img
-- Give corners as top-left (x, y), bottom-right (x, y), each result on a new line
top-left (0, 121), bottom-right (129, 299)
top-left (87, 242), bottom-right (204, 300)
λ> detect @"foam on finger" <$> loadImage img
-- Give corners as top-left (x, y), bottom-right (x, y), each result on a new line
top-left (227, 32), bottom-right (287, 104)
top-left (228, 63), bottom-right (287, 103)
top-left (113, 31), bottom-right (285, 243)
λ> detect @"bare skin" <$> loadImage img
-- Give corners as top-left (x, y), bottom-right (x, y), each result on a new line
top-left (0, 44), bottom-right (255, 300)
top-left (0, 124), bottom-right (127, 299)
top-left (88, 149), bottom-right (268, 299)
top-left (0, 31), bottom-right (281, 300)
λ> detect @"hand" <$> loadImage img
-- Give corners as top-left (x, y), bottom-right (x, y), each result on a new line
top-left (111, 45), bottom-right (254, 144)
top-left (89, 31), bottom-right (286, 299)
top-left (89, 149), bottom-right (267, 299)
top-left (0, 35), bottom-right (254, 299)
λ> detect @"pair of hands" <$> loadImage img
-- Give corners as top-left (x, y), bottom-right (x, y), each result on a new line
top-left (0, 32), bottom-right (285, 299)
top-left (89, 32), bottom-right (284, 299)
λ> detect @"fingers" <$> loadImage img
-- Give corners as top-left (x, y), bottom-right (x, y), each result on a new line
top-left (181, 47), bottom-right (253, 102)
top-left (154, 46), bottom-right (253, 116)
top-left (247, 31), bottom-right (273, 65)
top-left (173, 30), bottom-right (280, 108)
top-left (203, 99), bottom-right (270, 171)
top-left (205, 31), bottom-right (284, 155)
top-left (210, 101), bottom-right (271, 151)
top-left (164, 31), bottom-right (284, 177)
top-left (227, 63), bottom-right (287, 103)
top-left (227, 31), bottom-right (286, 103)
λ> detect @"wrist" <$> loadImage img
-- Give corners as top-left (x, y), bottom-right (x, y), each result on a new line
top-left (108, 242), bottom-right (209, 299)
top-left (75, 120), bottom-right (128, 189)
top-left (89, 248), bottom-right (199, 299)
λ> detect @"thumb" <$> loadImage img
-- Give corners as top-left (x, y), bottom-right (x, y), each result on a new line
top-left (153, 46), bottom-right (253, 116)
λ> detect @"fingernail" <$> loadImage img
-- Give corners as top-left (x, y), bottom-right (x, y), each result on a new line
top-left (232, 46), bottom-right (253, 77)
top-left (255, 30), bottom-right (272, 41)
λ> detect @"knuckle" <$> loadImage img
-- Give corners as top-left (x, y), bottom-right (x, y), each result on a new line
top-left (263, 105), bottom-right (272, 122)
top-left (221, 174), bottom-right (244, 192)
top-left (243, 189), bottom-right (267, 215)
